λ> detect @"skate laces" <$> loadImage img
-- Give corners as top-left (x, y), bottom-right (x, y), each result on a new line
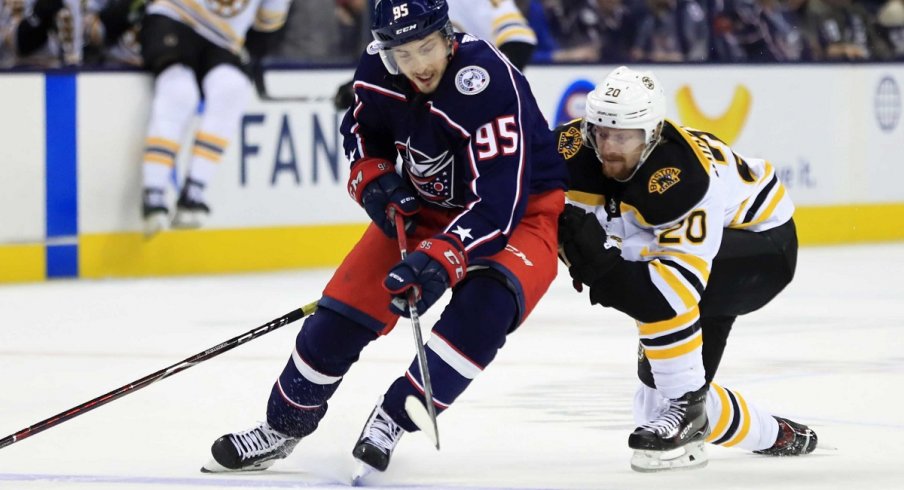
top-left (640, 398), bottom-right (688, 435)
top-left (229, 422), bottom-right (291, 460)
top-left (363, 407), bottom-right (402, 452)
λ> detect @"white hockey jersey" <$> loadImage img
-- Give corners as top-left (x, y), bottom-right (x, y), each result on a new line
top-left (447, 0), bottom-right (536, 47)
top-left (558, 118), bottom-right (793, 367)
top-left (146, 0), bottom-right (291, 55)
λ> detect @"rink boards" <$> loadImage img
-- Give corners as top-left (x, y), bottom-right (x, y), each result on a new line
top-left (1, 65), bottom-right (903, 282)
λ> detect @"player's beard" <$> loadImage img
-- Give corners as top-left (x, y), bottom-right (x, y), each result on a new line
top-left (601, 157), bottom-right (630, 181)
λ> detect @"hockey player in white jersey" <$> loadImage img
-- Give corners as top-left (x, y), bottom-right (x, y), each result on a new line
top-left (0, 0), bottom-right (81, 68)
top-left (139, 0), bottom-right (291, 235)
top-left (556, 66), bottom-right (818, 471)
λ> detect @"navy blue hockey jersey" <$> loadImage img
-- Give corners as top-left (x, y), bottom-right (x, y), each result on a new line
top-left (340, 33), bottom-right (568, 260)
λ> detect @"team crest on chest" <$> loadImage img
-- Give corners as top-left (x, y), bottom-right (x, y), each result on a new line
top-left (206, 0), bottom-right (250, 17)
top-left (455, 66), bottom-right (490, 95)
top-left (557, 126), bottom-right (583, 159)
top-left (398, 139), bottom-right (457, 207)
top-left (648, 167), bottom-right (681, 194)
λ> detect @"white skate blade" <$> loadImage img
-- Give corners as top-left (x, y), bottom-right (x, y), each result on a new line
top-left (631, 440), bottom-right (708, 473)
top-left (404, 396), bottom-right (439, 449)
top-left (143, 213), bottom-right (168, 238)
top-left (200, 457), bottom-right (275, 473)
top-left (172, 209), bottom-right (205, 229)
top-left (351, 461), bottom-right (376, 486)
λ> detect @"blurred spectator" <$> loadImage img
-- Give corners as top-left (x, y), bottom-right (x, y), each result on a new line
top-left (878, 0), bottom-right (904, 59)
top-left (712, 0), bottom-right (806, 61)
top-left (0, 0), bottom-right (81, 68)
top-left (83, 0), bottom-right (145, 67)
top-left (274, 0), bottom-right (368, 63)
top-left (595, 0), bottom-right (637, 62)
top-left (539, 0), bottom-right (602, 62)
top-left (807, 0), bottom-right (890, 60)
top-left (631, 0), bottom-right (709, 62)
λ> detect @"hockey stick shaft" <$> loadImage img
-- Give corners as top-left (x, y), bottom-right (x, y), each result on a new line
top-left (393, 211), bottom-right (440, 449)
top-left (0, 301), bottom-right (318, 450)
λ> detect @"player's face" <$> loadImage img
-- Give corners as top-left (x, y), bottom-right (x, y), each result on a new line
top-left (592, 126), bottom-right (646, 180)
top-left (392, 32), bottom-right (450, 94)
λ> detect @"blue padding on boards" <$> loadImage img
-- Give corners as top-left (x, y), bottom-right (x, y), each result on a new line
top-left (46, 244), bottom-right (78, 278)
top-left (45, 73), bottom-right (79, 279)
top-left (45, 74), bottom-right (78, 238)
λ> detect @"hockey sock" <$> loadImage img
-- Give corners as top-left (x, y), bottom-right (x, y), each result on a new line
top-left (705, 382), bottom-right (780, 451)
top-left (639, 310), bottom-right (706, 399)
top-left (382, 276), bottom-right (518, 432)
top-left (185, 64), bottom-right (251, 192)
top-left (266, 307), bottom-right (378, 438)
top-left (142, 64), bottom-right (199, 191)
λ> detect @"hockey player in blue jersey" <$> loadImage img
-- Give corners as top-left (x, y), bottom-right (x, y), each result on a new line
top-left (202, 0), bottom-right (568, 478)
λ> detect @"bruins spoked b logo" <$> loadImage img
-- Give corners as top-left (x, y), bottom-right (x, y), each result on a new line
top-left (648, 167), bottom-right (681, 194)
top-left (557, 126), bottom-right (582, 160)
top-left (206, 0), bottom-right (251, 17)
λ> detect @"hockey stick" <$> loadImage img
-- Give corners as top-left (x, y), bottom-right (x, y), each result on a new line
top-left (392, 211), bottom-right (441, 450)
top-left (0, 301), bottom-right (319, 451)
top-left (251, 64), bottom-right (333, 104)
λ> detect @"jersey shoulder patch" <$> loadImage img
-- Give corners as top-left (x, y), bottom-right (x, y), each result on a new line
top-left (556, 123), bottom-right (584, 160)
top-left (555, 119), bottom-right (610, 199)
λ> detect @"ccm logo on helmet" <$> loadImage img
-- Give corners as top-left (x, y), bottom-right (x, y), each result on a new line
top-left (395, 24), bottom-right (417, 35)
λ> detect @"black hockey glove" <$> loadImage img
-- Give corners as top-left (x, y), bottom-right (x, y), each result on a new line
top-left (384, 235), bottom-right (467, 317)
top-left (98, 0), bottom-right (146, 44)
top-left (334, 79), bottom-right (356, 111)
top-left (347, 158), bottom-right (420, 238)
top-left (558, 203), bottom-right (621, 288)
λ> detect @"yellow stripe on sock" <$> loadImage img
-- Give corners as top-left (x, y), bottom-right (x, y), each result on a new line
top-left (706, 383), bottom-right (732, 443)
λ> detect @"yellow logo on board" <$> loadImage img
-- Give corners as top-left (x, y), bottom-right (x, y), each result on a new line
top-left (675, 85), bottom-right (751, 145)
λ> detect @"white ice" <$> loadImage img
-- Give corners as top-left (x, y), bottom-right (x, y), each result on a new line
top-left (1, 243), bottom-right (903, 489)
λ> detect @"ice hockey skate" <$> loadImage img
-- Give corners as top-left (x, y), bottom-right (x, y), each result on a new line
top-left (629, 385), bottom-right (709, 472)
top-left (754, 416), bottom-right (818, 456)
top-left (351, 397), bottom-right (405, 484)
top-left (201, 421), bottom-right (299, 473)
top-left (172, 179), bottom-right (210, 229)
top-left (142, 187), bottom-right (169, 237)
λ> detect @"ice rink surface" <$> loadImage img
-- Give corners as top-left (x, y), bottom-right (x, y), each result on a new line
top-left (1, 243), bottom-right (903, 490)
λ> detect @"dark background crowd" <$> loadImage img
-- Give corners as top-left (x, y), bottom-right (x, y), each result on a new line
top-left (1, 0), bottom-right (903, 70)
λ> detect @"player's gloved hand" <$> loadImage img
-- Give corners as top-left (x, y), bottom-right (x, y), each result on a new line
top-left (558, 203), bottom-right (621, 287)
top-left (348, 158), bottom-right (420, 238)
top-left (384, 235), bottom-right (467, 317)
top-left (32, 0), bottom-right (65, 24)
top-left (333, 79), bottom-right (356, 111)
top-left (99, 0), bottom-right (145, 43)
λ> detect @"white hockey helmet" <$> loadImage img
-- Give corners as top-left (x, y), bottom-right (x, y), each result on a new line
top-left (581, 66), bottom-right (666, 165)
